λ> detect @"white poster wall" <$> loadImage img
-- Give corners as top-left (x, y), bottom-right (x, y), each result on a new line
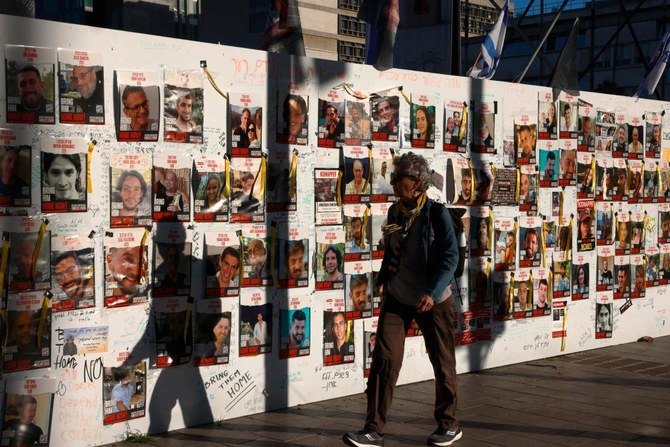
top-left (0, 14), bottom-right (669, 447)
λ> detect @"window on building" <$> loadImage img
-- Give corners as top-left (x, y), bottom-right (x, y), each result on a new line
top-left (635, 41), bottom-right (650, 65)
top-left (618, 44), bottom-right (632, 65)
top-left (595, 46), bottom-right (613, 69)
top-left (338, 40), bottom-right (366, 64)
top-left (339, 0), bottom-right (362, 11)
top-left (338, 14), bottom-right (366, 38)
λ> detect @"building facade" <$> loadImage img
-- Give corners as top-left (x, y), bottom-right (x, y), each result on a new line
top-left (462, 0), bottom-right (670, 98)
top-left (11, 0), bottom-right (507, 71)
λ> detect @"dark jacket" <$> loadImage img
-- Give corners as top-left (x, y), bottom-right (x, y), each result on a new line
top-left (376, 198), bottom-right (459, 303)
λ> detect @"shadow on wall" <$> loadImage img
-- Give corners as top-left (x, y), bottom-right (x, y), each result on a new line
top-left (122, 54), bottom-right (345, 434)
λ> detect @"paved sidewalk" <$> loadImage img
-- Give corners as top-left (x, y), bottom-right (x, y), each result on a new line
top-left (103, 336), bottom-right (670, 446)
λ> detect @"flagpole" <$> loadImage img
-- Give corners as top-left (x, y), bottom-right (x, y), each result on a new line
top-left (513, 0), bottom-right (571, 83)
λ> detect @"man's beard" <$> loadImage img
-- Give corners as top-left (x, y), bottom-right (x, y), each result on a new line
top-left (250, 254), bottom-right (266, 270)
top-left (22, 93), bottom-right (41, 110)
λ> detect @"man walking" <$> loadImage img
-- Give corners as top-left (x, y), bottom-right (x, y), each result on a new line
top-left (343, 152), bottom-right (461, 447)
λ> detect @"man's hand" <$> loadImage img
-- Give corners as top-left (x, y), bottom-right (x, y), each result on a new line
top-left (416, 294), bottom-right (434, 313)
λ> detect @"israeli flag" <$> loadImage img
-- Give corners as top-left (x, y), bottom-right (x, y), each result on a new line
top-left (634, 31), bottom-right (670, 98)
top-left (467, 0), bottom-right (509, 80)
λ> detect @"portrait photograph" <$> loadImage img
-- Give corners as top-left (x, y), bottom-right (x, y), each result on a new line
top-left (154, 297), bottom-right (192, 368)
top-left (58, 48), bottom-right (105, 125)
top-left (104, 228), bottom-right (148, 308)
top-left (279, 307), bottom-right (311, 359)
top-left (0, 144), bottom-right (31, 207)
top-left (164, 69), bottom-right (204, 144)
top-left (9, 231), bottom-right (51, 293)
top-left (411, 103), bottom-right (435, 148)
top-left (318, 98), bottom-right (345, 148)
top-left (109, 152), bottom-right (152, 228)
top-left (239, 303), bottom-right (273, 356)
top-left (152, 161), bottom-right (191, 222)
top-left (116, 70), bottom-right (160, 142)
top-left (40, 136), bottom-right (88, 213)
top-left (205, 232), bottom-right (240, 297)
top-left (230, 97), bottom-right (263, 153)
top-left (193, 169), bottom-right (228, 222)
top-left (51, 243), bottom-right (95, 312)
top-left (5, 45), bottom-right (56, 124)
top-left (323, 310), bottom-right (355, 366)
top-left (1, 391), bottom-right (53, 446)
top-left (370, 94), bottom-right (399, 142)
top-left (102, 361), bottom-right (147, 425)
top-left (5, 294), bottom-right (51, 373)
top-left (277, 92), bottom-right (308, 145)
top-left (345, 99), bottom-right (371, 145)
top-left (194, 299), bottom-right (232, 366)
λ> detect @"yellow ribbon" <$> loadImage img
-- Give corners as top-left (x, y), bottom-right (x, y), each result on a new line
top-left (138, 226), bottom-right (151, 286)
top-left (468, 162), bottom-right (474, 205)
top-left (614, 212), bottom-right (620, 245)
top-left (590, 155), bottom-right (596, 193)
top-left (361, 206), bottom-right (371, 251)
top-left (37, 291), bottom-right (52, 349)
top-left (224, 155), bottom-right (231, 199)
top-left (31, 220), bottom-right (48, 280)
top-left (487, 208), bottom-right (493, 251)
top-left (508, 274), bottom-right (515, 320)
top-left (566, 216), bottom-right (573, 260)
top-left (363, 149), bottom-right (372, 194)
top-left (86, 139), bottom-right (96, 193)
top-left (202, 65), bottom-right (229, 101)
top-left (625, 163), bottom-right (630, 195)
top-left (332, 82), bottom-right (368, 100)
top-left (236, 230), bottom-right (244, 285)
top-left (337, 170), bottom-right (343, 206)
top-left (258, 154), bottom-right (267, 198)
top-left (459, 102), bottom-right (468, 140)
top-left (515, 168), bottom-right (520, 202)
top-left (398, 86), bottom-right (412, 106)
top-left (289, 149), bottom-right (298, 200)
top-left (642, 211), bottom-right (649, 242)
top-left (657, 163), bottom-right (663, 194)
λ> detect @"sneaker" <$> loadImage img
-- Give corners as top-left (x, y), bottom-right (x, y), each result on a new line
top-left (427, 427), bottom-right (462, 446)
top-left (343, 430), bottom-right (384, 447)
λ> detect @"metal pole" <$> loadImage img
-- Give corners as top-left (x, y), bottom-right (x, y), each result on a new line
top-left (514, 0), bottom-right (571, 83)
